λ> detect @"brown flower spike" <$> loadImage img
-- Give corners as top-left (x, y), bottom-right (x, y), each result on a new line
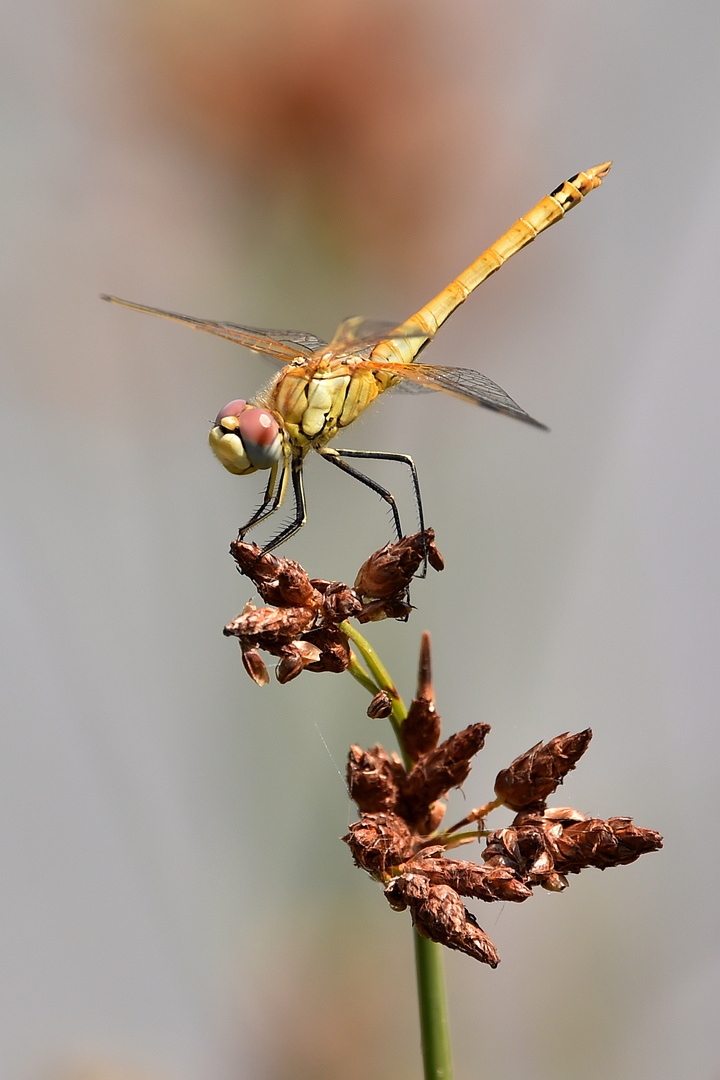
top-left (222, 536), bottom-right (662, 966)
top-left (224, 531), bottom-right (443, 683)
top-left (343, 631), bottom-right (663, 965)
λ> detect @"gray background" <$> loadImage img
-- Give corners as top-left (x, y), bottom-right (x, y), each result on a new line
top-left (1, 2), bottom-right (717, 1077)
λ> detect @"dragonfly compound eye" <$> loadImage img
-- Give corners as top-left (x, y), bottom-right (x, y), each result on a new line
top-left (214, 399), bottom-right (249, 427)
top-left (209, 400), bottom-right (283, 475)
top-left (236, 407), bottom-right (283, 469)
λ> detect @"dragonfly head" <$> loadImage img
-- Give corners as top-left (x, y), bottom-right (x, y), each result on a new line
top-left (209, 399), bottom-right (284, 475)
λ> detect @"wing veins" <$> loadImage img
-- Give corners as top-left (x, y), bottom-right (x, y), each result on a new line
top-left (101, 295), bottom-right (327, 361)
top-left (378, 361), bottom-right (548, 429)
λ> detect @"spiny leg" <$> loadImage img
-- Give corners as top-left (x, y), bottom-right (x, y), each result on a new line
top-left (238, 460), bottom-right (287, 539)
top-left (254, 458), bottom-right (308, 554)
top-left (319, 447), bottom-right (428, 575)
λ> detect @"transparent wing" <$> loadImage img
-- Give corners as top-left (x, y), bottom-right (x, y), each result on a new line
top-left (101, 295), bottom-right (328, 361)
top-left (375, 360), bottom-right (548, 428)
top-left (330, 315), bottom-right (403, 349)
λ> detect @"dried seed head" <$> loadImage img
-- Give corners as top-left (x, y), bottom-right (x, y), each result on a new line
top-left (313, 580), bottom-right (364, 621)
top-left (302, 627), bottom-right (352, 673)
top-left (482, 825), bottom-right (540, 877)
top-left (272, 566), bottom-right (317, 607)
top-left (230, 541), bottom-right (316, 604)
top-left (482, 811), bottom-right (663, 887)
top-left (241, 646), bottom-right (270, 686)
top-left (354, 530), bottom-right (443, 600)
top-left (385, 873), bottom-right (500, 967)
top-left (229, 541), bottom-right (273, 577)
top-left (347, 744), bottom-right (404, 813)
top-left (343, 812), bottom-right (416, 874)
top-left (367, 691), bottom-right (393, 719)
top-left (494, 729), bottom-right (593, 812)
top-left (223, 603), bottom-right (316, 645)
top-left (410, 854), bottom-right (532, 904)
top-left (401, 723), bottom-right (491, 825)
top-left (402, 631), bottom-right (441, 760)
top-left (551, 816), bottom-right (663, 874)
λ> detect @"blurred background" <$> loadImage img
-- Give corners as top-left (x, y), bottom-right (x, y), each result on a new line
top-left (2, 1), bottom-right (718, 1077)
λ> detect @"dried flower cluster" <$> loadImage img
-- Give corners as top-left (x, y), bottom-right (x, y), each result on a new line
top-left (344, 633), bottom-right (663, 966)
top-left (223, 531), bottom-right (443, 684)
top-left (220, 533), bottom-right (662, 968)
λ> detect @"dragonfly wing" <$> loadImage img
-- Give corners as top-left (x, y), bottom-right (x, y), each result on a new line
top-left (379, 361), bottom-right (548, 429)
top-left (330, 315), bottom-right (403, 348)
top-left (101, 296), bottom-right (327, 361)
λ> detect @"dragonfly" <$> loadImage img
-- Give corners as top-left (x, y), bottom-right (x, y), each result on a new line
top-left (103, 161), bottom-right (610, 552)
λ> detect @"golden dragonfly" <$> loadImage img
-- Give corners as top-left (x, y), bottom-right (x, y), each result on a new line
top-left (103, 161), bottom-right (610, 552)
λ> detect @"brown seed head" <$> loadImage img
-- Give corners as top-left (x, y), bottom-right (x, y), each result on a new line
top-left (401, 723), bottom-right (490, 826)
top-left (367, 691), bottom-right (393, 719)
top-left (354, 530), bottom-right (443, 600)
top-left (223, 602), bottom-right (317, 646)
top-left (494, 729), bottom-right (593, 812)
top-left (230, 541), bottom-right (317, 605)
top-left (410, 853), bottom-right (532, 904)
top-left (482, 811), bottom-right (663, 886)
top-left (347, 744), bottom-right (404, 813)
top-left (240, 646), bottom-right (270, 686)
top-left (402, 631), bottom-right (442, 760)
top-left (551, 816), bottom-right (664, 874)
top-left (311, 579), bottom-right (364, 622)
top-left (301, 627), bottom-right (352, 673)
top-left (385, 873), bottom-right (500, 967)
top-left (343, 812), bottom-right (416, 874)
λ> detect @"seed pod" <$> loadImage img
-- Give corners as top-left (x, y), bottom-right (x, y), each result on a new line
top-left (402, 631), bottom-right (441, 761)
top-left (343, 812), bottom-right (416, 874)
top-left (401, 724), bottom-right (490, 824)
top-left (494, 729), bottom-right (593, 812)
top-left (346, 744), bottom-right (404, 813)
top-left (241, 647), bottom-right (270, 686)
top-left (385, 873), bottom-right (500, 967)
top-left (367, 692), bottom-right (393, 720)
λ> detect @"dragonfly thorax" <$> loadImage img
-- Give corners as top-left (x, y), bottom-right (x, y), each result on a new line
top-left (271, 364), bottom-right (394, 450)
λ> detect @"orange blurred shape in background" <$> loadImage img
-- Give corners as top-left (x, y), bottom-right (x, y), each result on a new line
top-left (126, 0), bottom-right (487, 262)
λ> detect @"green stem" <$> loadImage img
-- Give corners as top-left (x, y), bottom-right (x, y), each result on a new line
top-left (342, 620), bottom-right (454, 1077)
top-left (414, 932), bottom-right (454, 1080)
top-left (340, 620), bottom-right (411, 767)
top-left (347, 653), bottom-right (380, 696)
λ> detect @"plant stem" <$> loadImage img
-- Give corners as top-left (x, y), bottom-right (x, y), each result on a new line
top-left (340, 620), bottom-right (410, 767)
top-left (414, 932), bottom-right (454, 1080)
top-left (342, 619), bottom-right (454, 1077)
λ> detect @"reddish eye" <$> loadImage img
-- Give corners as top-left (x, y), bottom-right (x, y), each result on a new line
top-left (237, 408), bottom-right (283, 468)
top-left (237, 408), bottom-right (278, 447)
top-left (215, 399), bottom-right (248, 426)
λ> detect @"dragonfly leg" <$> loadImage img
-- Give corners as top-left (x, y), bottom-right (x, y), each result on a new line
top-left (318, 447), bottom-right (403, 540)
top-left (326, 447), bottom-right (425, 538)
top-left (252, 458), bottom-right (308, 554)
top-left (319, 448), bottom-right (427, 575)
top-left (238, 460), bottom-right (287, 538)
